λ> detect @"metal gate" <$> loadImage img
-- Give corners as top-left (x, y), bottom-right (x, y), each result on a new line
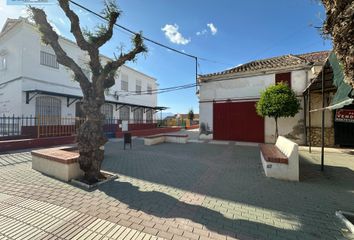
top-left (213, 101), bottom-right (264, 142)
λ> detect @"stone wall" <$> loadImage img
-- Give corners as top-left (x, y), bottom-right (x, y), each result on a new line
top-left (307, 127), bottom-right (335, 147)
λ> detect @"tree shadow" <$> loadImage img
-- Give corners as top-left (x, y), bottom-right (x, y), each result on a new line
top-left (102, 140), bottom-right (354, 239)
top-left (99, 180), bottom-right (300, 240)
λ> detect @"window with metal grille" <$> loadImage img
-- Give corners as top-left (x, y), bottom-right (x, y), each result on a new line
top-left (133, 108), bottom-right (143, 123)
top-left (100, 103), bottom-right (113, 120)
top-left (40, 51), bottom-right (59, 69)
top-left (121, 74), bottom-right (129, 91)
top-left (35, 96), bottom-right (61, 125)
top-left (119, 106), bottom-right (130, 121)
top-left (147, 84), bottom-right (152, 95)
top-left (136, 80), bottom-right (142, 95)
top-left (146, 109), bottom-right (153, 123)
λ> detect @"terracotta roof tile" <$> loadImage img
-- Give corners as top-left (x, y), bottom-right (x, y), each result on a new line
top-left (200, 51), bottom-right (330, 79)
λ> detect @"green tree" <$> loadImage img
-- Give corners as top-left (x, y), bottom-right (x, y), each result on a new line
top-left (29, 0), bottom-right (146, 183)
top-left (256, 83), bottom-right (300, 139)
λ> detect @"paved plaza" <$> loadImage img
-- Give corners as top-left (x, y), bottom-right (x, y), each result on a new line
top-left (0, 140), bottom-right (353, 239)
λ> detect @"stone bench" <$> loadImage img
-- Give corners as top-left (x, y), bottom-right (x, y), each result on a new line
top-left (144, 134), bottom-right (188, 145)
top-left (260, 136), bottom-right (299, 181)
top-left (31, 147), bottom-right (84, 182)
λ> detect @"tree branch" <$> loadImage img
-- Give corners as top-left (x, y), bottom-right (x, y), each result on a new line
top-left (101, 33), bottom-right (147, 89)
top-left (58, 0), bottom-right (91, 50)
top-left (29, 6), bottom-right (91, 92)
top-left (58, 0), bottom-right (101, 76)
top-left (87, 1), bottom-right (120, 48)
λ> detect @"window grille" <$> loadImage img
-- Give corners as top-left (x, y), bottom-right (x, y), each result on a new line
top-left (121, 74), bottom-right (129, 91)
top-left (40, 51), bottom-right (59, 69)
top-left (146, 109), bottom-right (153, 123)
top-left (35, 96), bottom-right (61, 125)
top-left (147, 84), bottom-right (152, 95)
top-left (100, 103), bottom-right (113, 120)
top-left (136, 80), bottom-right (142, 95)
top-left (133, 108), bottom-right (143, 123)
top-left (119, 106), bottom-right (130, 121)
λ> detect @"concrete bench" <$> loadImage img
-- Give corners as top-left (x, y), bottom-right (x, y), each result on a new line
top-left (31, 147), bottom-right (84, 182)
top-left (260, 136), bottom-right (299, 181)
top-left (144, 134), bottom-right (188, 145)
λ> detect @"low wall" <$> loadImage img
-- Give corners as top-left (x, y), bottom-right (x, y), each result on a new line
top-left (185, 125), bottom-right (199, 130)
top-left (32, 147), bottom-right (83, 182)
top-left (128, 123), bottom-right (157, 131)
top-left (144, 134), bottom-right (188, 145)
top-left (0, 136), bottom-right (76, 152)
top-left (116, 127), bottom-right (181, 138)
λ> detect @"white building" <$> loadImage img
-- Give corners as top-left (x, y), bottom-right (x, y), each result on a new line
top-left (0, 18), bottom-right (164, 125)
top-left (198, 51), bottom-right (329, 144)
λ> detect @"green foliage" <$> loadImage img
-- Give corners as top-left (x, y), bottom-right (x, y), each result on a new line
top-left (83, 0), bottom-right (121, 44)
top-left (101, 0), bottom-right (121, 18)
top-left (256, 83), bottom-right (300, 119)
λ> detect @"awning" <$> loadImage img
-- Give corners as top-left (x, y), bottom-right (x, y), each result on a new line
top-left (24, 89), bottom-right (168, 111)
top-left (328, 52), bottom-right (353, 109)
top-left (308, 53), bottom-right (353, 112)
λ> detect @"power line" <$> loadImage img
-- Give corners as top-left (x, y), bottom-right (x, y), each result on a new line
top-left (69, 0), bottom-right (200, 92)
top-left (69, 0), bottom-right (197, 60)
top-left (119, 83), bottom-right (198, 97)
top-left (116, 83), bottom-right (197, 94)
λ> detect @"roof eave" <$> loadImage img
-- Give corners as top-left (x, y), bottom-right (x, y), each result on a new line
top-left (199, 64), bottom-right (312, 83)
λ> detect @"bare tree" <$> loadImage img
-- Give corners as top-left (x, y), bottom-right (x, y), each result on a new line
top-left (322, 0), bottom-right (354, 87)
top-left (29, 0), bottom-right (146, 183)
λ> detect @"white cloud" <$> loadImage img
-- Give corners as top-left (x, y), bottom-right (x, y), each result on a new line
top-left (161, 24), bottom-right (190, 45)
top-left (207, 23), bottom-right (218, 35)
top-left (196, 29), bottom-right (207, 36)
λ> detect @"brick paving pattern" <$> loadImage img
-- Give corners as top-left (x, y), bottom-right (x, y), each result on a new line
top-left (0, 193), bottom-right (162, 240)
top-left (0, 140), bottom-right (353, 240)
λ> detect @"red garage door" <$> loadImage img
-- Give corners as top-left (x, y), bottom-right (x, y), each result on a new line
top-left (213, 101), bottom-right (264, 142)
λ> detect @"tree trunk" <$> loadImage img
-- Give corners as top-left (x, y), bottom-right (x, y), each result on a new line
top-left (77, 100), bottom-right (107, 183)
top-left (275, 117), bottom-right (279, 141)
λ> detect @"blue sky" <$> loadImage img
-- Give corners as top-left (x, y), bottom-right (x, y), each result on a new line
top-left (0, 0), bottom-right (332, 114)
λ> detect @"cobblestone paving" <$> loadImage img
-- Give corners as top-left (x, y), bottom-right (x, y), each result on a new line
top-left (0, 140), bottom-right (353, 240)
top-left (0, 193), bottom-right (160, 240)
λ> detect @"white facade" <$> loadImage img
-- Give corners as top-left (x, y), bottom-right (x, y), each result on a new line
top-left (0, 18), bottom-right (159, 122)
top-left (199, 59), bottom-right (324, 144)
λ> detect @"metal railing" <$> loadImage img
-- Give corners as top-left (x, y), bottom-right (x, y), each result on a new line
top-left (0, 115), bottom-right (158, 139)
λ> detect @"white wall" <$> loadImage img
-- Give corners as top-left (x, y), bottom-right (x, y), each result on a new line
top-left (106, 65), bottom-right (158, 108)
top-left (199, 102), bottom-right (213, 130)
top-left (265, 97), bottom-right (305, 144)
top-left (0, 22), bottom-right (23, 84)
top-left (199, 69), bottom-right (309, 144)
top-left (199, 74), bottom-right (274, 102)
top-left (0, 19), bottom-right (158, 119)
top-left (0, 79), bottom-right (22, 115)
top-left (291, 70), bottom-right (308, 95)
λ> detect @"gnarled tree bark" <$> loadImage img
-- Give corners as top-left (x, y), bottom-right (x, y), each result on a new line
top-left (29, 0), bottom-right (146, 183)
top-left (322, 0), bottom-right (354, 87)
